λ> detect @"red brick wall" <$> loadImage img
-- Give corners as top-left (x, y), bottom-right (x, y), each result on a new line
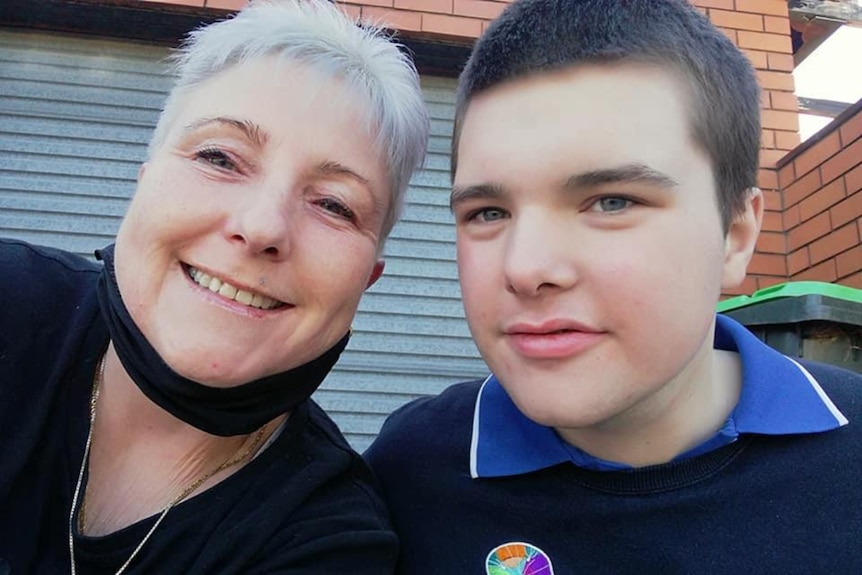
top-left (691, 0), bottom-right (799, 295)
top-left (778, 103), bottom-right (862, 290)
top-left (139, 0), bottom-right (508, 37)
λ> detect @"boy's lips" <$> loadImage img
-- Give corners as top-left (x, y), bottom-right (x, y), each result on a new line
top-left (504, 319), bottom-right (605, 359)
top-left (505, 318), bottom-right (602, 335)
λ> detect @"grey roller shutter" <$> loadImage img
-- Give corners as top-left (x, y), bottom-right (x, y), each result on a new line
top-left (0, 29), bottom-right (486, 451)
top-left (0, 29), bottom-right (170, 251)
top-left (319, 77), bottom-right (488, 451)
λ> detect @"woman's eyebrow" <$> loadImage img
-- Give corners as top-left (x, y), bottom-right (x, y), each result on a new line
top-left (315, 161), bottom-right (385, 214)
top-left (316, 160), bottom-right (372, 188)
top-left (183, 116), bottom-right (269, 147)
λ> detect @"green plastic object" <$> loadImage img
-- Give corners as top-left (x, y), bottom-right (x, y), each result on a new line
top-left (717, 281), bottom-right (862, 314)
top-left (718, 281), bottom-right (862, 373)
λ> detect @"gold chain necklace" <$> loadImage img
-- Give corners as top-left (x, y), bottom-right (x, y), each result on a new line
top-left (68, 353), bottom-right (268, 575)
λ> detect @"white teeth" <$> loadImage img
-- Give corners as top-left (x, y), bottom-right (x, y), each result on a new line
top-left (187, 266), bottom-right (282, 310)
top-left (218, 283), bottom-right (238, 298)
top-left (235, 290), bottom-right (254, 305)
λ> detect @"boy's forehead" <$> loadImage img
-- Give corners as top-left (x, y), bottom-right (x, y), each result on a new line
top-left (453, 62), bottom-right (716, 203)
top-left (458, 63), bottom-right (694, 156)
top-left (467, 60), bottom-right (695, 117)
top-left (452, 60), bottom-right (704, 186)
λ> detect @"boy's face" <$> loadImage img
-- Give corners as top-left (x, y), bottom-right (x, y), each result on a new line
top-left (452, 63), bottom-right (758, 434)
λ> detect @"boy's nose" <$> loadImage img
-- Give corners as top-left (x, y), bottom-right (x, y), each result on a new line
top-left (503, 213), bottom-right (579, 297)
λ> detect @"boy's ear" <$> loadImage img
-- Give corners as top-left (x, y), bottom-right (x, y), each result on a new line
top-left (721, 187), bottom-right (764, 289)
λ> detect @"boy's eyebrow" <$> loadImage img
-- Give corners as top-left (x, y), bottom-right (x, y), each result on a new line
top-left (183, 116), bottom-right (269, 147)
top-left (449, 164), bottom-right (676, 211)
top-left (565, 163), bottom-right (678, 190)
top-left (449, 183), bottom-right (506, 211)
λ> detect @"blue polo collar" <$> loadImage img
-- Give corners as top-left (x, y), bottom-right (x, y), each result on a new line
top-left (470, 314), bottom-right (849, 478)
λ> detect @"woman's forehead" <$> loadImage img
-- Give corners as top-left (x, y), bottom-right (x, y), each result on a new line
top-left (167, 60), bottom-right (370, 149)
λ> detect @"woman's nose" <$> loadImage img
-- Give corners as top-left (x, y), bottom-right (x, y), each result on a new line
top-left (224, 188), bottom-right (292, 259)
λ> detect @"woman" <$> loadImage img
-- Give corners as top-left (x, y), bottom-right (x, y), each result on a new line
top-left (0, 0), bottom-right (428, 572)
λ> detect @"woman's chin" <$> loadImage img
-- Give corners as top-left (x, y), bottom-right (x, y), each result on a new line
top-left (159, 351), bottom-right (261, 387)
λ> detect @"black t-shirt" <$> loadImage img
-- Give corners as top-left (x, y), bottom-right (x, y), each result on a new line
top-left (0, 239), bottom-right (397, 574)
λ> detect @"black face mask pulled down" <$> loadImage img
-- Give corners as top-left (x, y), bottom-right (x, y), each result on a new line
top-left (95, 244), bottom-right (349, 437)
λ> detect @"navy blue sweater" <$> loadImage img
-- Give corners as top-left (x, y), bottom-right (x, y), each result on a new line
top-left (365, 364), bottom-right (862, 574)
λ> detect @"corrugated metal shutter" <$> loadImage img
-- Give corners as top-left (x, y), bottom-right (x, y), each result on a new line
top-left (321, 78), bottom-right (488, 450)
top-left (0, 28), bottom-right (486, 451)
top-left (0, 29), bottom-right (169, 251)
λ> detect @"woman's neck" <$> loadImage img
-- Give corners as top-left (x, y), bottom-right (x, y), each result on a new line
top-left (80, 344), bottom-right (282, 536)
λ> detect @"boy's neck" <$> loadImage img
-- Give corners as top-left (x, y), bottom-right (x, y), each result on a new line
top-left (555, 348), bottom-right (743, 468)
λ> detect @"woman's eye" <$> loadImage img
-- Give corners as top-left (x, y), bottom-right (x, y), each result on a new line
top-left (469, 207), bottom-right (509, 223)
top-left (590, 196), bottom-right (633, 213)
top-left (195, 148), bottom-right (237, 171)
top-left (317, 197), bottom-right (356, 221)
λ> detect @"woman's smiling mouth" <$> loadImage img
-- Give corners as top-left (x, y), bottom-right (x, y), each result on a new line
top-left (185, 265), bottom-right (286, 310)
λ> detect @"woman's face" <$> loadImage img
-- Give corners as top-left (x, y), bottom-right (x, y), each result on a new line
top-left (114, 57), bottom-right (389, 386)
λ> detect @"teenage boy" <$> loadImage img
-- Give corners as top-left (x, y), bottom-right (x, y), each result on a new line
top-left (365, 0), bottom-right (862, 573)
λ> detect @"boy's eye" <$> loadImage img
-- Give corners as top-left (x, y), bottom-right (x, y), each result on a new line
top-left (195, 147), bottom-right (237, 171)
top-left (589, 196), bottom-right (633, 213)
top-left (317, 197), bottom-right (356, 222)
top-left (469, 207), bottom-right (509, 223)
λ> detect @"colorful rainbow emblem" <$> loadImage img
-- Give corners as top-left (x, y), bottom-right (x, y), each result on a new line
top-left (485, 542), bottom-right (554, 575)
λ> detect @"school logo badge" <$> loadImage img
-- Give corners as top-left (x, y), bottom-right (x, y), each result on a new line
top-left (485, 542), bottom-right (554, 575)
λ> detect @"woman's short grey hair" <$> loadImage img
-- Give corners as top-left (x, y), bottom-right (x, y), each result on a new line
top-left (149, 0), bottom-right (429, 244)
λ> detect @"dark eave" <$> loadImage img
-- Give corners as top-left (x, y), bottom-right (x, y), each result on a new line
top-left (798, 96), bottom-right (854, 118)
top-left (777, 96), bottom-right (862, 168)
top-left (789, 0), bottom-right (862, 23)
